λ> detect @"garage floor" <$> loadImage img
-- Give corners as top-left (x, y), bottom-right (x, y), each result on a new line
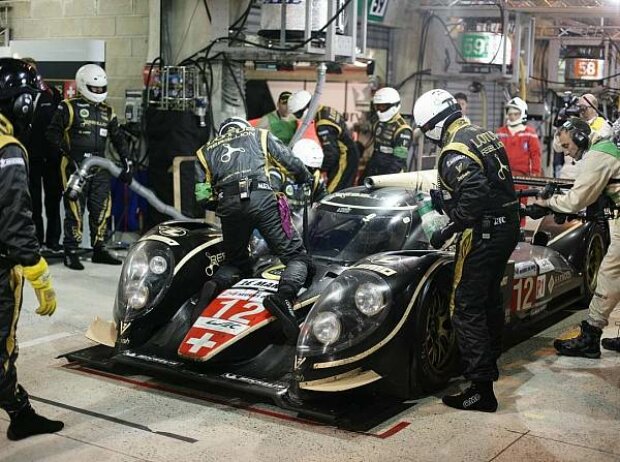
top-left (1, 260), bottom-right (619, 462)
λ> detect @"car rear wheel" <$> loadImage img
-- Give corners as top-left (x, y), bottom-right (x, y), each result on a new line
top-left (409, 266), bottom-right (459, 396)
top-left (582, 229), bottom-right (605, 303)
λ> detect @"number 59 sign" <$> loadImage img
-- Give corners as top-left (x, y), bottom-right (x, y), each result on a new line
top-left (364, 0), bottom-right (389, 22)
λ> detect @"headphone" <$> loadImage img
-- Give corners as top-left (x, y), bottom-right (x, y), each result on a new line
top-left (561, 119), bottom-right (591, 152)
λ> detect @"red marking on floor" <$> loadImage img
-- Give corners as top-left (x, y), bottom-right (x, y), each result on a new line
top-left (60, 362), bottom-right (410, 439)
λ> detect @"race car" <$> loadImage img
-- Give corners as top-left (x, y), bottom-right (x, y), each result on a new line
top-left (66, 178), bottom-right (608, 413)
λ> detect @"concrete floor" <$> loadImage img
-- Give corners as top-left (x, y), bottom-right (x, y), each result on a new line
top-left (1, 259), bottom-right (619, 462)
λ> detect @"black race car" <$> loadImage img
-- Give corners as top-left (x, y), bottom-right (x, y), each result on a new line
top-left (67, 180), bottom-right (608, 411)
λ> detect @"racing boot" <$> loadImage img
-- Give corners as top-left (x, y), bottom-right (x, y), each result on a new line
top-left (92, 246), bottom-right (122, 265)
top-left (63, 249), bottom-right (84, 270)
top-left (263, 291), bottom-right (299, 344)
top-left (553, 320), bottom-right (602, 358)
top-left (601, 337), bottom-right (620, 352)
top-left (442, 381), bottom-right (498, 413)
top-left (6, 387), bottom-right (64, 441)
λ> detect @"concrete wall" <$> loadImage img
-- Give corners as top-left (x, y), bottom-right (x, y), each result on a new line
top-left (9, 0), bottom-right (150, 117)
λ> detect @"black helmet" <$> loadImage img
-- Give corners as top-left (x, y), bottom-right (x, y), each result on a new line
top-left (218, 116), bottom-right (251, 136)
top-left (0, 58), bottom-right (41, 135)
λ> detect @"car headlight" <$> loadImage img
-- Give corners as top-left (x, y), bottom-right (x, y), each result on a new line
top-left (354, 282), bottom-right (389, 316)
top-left (312, 312), bottom-right (341, 345)
top-left (114, 240), bottom-right (175, 322)
top-left (298, 270), bottom-right (393, 356)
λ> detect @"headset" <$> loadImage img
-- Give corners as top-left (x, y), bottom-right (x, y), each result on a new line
top-left (561, 118), bottom-right (591, 152)
top-left (12, 92), bottom-right (36, 121)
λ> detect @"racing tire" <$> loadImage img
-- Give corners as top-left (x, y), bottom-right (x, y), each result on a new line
top-left (409, 266), bottom-right (459, 396)
top-left (582, 228), bottom-right (606, 304)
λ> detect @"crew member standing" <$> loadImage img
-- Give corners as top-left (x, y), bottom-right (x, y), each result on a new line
top-left (47, 64), bottom-right (129, 270)
top-left (0, 58), bottom-right (63, 441)
top-left (362, 87), bottom-right (413, 179)
top-left (287, 90), bottom-right (359, 192)
top-left (195, 117), bottom-right (313, 343)
top-left (414, 89), bottom-right (520, 413)
top-left (531, 118), bottom-right (620, 357)
top-left (253, 91), bottom-right (297, 145)
top-left (22, 58), bottom-right (63, 251)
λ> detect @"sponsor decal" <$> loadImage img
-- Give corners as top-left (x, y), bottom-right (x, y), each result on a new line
top-left (501, 276), bottom-right (508, 287)
top-left (535, 258), bottom-right (555, 274)
top-left (536, 275), bottom-right (546, 299)
top-left (515, 261), bottom-right (537, 278)
top-left (221, 373), bottom-right (286, 391)
top-left (261, 264), bottom-right (285, 281)
top-left (549, 271), bottom-right (572, 293)
top-left (234, 278), bottom-right (278, 291)
top-left (294, 356), bottom-right (307, 370)
top-left (494, 216), bottom-right (506, 225)
top-left (99, 128), bottom-right (108, 137)
top-left (336, 207), bottom-right (352, 213)
top-left (0, 157), bottom-right (25, 169)
top-left (158, 225), bottom-right (187, 237)
top-left (119, 321), bottom-right (131, 336)
top-left (179, 293), bottom-right (274, 360)
top-left (205, 251), bottom-right (225, 276)
top-left (354, 263), bottom-right (397, 277)
top-left (194, 316), bottom-right (247, 335)
top-left (547, 275), bottom-right (555, 293)
top-left (456, 171), bottom-right (471, 182)
top-left (79, 108), bottom-right (89, 118)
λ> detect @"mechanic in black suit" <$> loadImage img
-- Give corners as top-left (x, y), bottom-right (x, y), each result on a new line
top-left (413, 89), bottom-right (520, 413)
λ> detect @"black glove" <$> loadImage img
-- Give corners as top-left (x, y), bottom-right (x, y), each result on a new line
top-left (525, 204), bottom-right (551, 220)
top-left (430, 222), bottom-right (457, 249)
top-left (429, 189), bottom-right (445, 214)
top-left (118, 158), bottom-right (133, 184)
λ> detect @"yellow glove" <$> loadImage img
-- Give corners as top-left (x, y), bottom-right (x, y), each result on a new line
top-left (23, 257), bottom-right (57, 316)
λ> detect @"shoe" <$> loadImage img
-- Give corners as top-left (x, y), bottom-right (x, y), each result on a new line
top-left (46, 243), bottom-right (63, 253)
top-left (7, 405), bottom-right (64, 441)
top-left (92, 247), bottom-right (122, 265)
top-left (64, 250), bottom-right (84, 270)
top-left (553, 320), bottom-right (602, 358)
top-left (442, 382), bottom-right (498, 413)
top-left (601, 337), bottom-right (620, 352)
top-left (263, 293), bottom-right (300, 344)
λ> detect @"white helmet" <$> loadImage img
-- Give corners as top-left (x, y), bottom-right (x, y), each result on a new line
top-left (287, 90), bottom-right (312, 118)
top-left (413, 89), bottom-right (460, 143)
top-left (505, 96), bottom-right (527, 126)
top-left (76, 63), bottom-right (107, 104)
top-left (373, 87), bottom-right (401, 122)
top-left (292, 138), bottom-right (324, 169)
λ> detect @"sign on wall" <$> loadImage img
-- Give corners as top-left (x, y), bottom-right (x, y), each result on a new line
top-left (359, 0), bottom-right (390, 23)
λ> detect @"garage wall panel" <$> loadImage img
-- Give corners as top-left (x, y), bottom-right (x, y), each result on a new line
top-left (9, 0), bottom-right (150, 118)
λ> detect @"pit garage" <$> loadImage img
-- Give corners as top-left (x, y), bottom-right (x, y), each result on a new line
top-left (0, 1), bottom-right (619, 461)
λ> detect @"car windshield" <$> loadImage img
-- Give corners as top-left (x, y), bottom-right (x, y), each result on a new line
top-left (307, 207), bottom-right (413, 263)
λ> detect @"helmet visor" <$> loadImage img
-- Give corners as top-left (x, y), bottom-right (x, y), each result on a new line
top-left (87, 84), bottom-right (107, 94)
top-left (374, 102), bottom-right (397, 113)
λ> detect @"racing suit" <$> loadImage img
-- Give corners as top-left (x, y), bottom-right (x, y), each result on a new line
top-left (363, 113), bottom-right (413, 178)
top-left (496, 125), bottom-right (541, 177)
top-left (539, 140), bottom-right (620, 330)
top-left (0, 116), bottom-right (41, 416)
top-left (26, 85), bottom-right (63, 249)
top-left (314, 106), bottom-right (359, 192)
top-left (195, 127), bottom-right (313, 296)
top-left (46, 97), bottom-right (128, 251)
top-left (437, 118), bottom-right (520, 382)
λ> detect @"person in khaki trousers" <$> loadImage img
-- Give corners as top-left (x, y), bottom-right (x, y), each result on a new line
top-left (534, 117), bottom-right (620, 357)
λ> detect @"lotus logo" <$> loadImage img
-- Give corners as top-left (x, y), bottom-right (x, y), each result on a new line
top-left (158, 225), bottom-right (187, 237)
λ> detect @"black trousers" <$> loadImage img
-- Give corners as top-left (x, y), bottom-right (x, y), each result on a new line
top-left (28, 157), bottom-right (62, 248)
top-left (451, 220), bottom-right (520, 382)
top-left (0, 267), bottom-right (30, 415)
top-left (214, 190), bottom-right (308, 295)
top-left (61, 157), bottom-right (112, 250)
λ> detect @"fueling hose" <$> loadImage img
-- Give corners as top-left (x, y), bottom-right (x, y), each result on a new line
top-left (289, 63), bottom-right (327, 147)
top-left (64, 157), bottom-right (191, 221)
